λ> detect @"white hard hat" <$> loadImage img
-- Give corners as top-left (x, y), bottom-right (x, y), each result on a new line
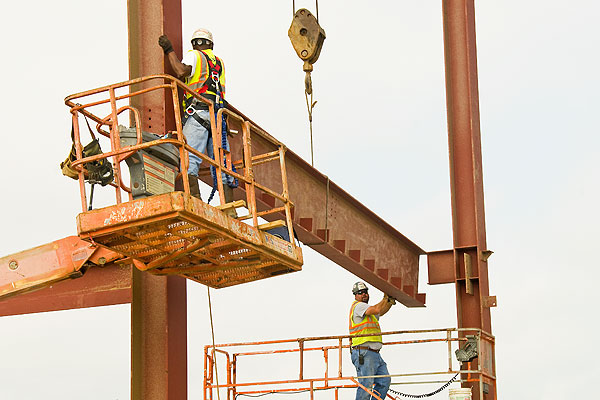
top-left (191, 28), bottom-right (213, 43)
top-left (352, 282), bottom-right (368, 295)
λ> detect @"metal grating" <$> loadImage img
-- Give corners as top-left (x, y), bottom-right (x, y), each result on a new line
top-left (77, 193), bottom-right (302, 288)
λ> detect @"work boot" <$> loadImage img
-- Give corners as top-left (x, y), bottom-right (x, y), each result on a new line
top-left (175, 174), bottom-right (202, 200)
top-left (222, 185), bottom-right (237, 218)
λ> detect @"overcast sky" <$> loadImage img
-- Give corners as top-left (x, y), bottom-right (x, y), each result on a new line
top-left (1, 0), bottom-right (599, 399)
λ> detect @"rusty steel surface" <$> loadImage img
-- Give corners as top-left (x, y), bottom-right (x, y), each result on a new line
top-left (77, 192), bottom-right (302, 287)
top-left (128, 0), bottom-right (182, 136)
top-left (128, 1), bottom-right (187, 399)
top-left (64, 74), bottom-right (303, 288)
top-left (62, 65), bottom-right (424, 307)
top-left (0, 261), bottom-right (132, 317)
top-left (131, 271), bottom-right (187, 400)
top-left (203, 328), bottom-right (494, 400)
top-left (0, 236), bottom-right (125, 302)
top-left (201, 105), bottom-right (426, 307)
top-left (425, 1), bottom-right (497, 399)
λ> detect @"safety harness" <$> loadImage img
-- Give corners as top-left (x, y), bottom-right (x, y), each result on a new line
top-left (183, 50), bottom-right (238, 203)
top-left (183, 49), bottom-right (225, 105)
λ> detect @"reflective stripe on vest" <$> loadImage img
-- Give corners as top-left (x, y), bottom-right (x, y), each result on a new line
top-left (348, 301), bottom-right (382, 346)
top-left (184, 49), bottom-right (225, 104)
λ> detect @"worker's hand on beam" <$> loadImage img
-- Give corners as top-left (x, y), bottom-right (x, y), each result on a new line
top-left (158, 35), bottom-right (174, 55)
top-left (385, 294), bottom-right (396, 306)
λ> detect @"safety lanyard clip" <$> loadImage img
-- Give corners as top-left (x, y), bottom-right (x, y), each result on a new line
top-left (185, 103), bottom-right (197, 116)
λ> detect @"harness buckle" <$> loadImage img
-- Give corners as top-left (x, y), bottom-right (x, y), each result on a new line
top-left (185, 104), bottom-right (196, 116)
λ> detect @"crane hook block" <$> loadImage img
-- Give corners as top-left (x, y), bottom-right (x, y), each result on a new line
top-left (288, 8), bottom-right (326, 72)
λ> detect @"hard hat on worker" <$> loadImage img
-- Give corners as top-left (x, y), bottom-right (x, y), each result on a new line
top-left (191, 28), bottom-right (213, 44)
top-left (352, 281), bottom-right (368, 295)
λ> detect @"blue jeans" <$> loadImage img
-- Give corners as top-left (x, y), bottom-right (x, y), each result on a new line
top-left (182, 110), bottom-right (234, 185)
top-left (351, 348), bottom-right (391, 400)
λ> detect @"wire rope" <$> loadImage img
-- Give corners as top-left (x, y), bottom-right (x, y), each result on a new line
top-left (207, 286), bottom-right (221, 400)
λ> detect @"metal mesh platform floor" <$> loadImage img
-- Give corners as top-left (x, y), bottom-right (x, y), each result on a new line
top-left (76, 192), bottom-right (302, 288)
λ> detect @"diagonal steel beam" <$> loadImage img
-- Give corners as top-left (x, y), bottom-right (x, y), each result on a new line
top-left (202, 107), bottom-right (426, 307)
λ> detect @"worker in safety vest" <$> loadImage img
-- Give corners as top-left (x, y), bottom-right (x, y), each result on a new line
top-left (158, 29), bottom-right (236, 207)
top-left (349, 282), bottom-right (396, 400)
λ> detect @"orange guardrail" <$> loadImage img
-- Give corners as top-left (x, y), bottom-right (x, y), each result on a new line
top-left (64, 74), bottom-right (296, 242)
top-left (203, 328), bottom-right (496, 400)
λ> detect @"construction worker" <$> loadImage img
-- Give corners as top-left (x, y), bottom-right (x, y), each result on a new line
top-left (349, 282), bottom-right (396, 400)
top-left (158, 29), bottom-right (236, 207)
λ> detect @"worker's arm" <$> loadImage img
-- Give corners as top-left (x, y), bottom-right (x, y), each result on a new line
top-left (158, 35), bottom-right (192, 79)
top-left (365, 295), bottom-right (396, 317)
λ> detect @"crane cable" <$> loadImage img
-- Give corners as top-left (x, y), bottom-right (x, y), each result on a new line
top-left (293, 0), bottom-right (319, 21)
top-left (292, 0), bottom-right (321, 167)
top-left (207, 286), bottom-right (221, 400)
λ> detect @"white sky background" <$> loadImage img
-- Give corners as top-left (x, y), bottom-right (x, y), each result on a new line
top-left (0, 0), bottom-right (599, 399)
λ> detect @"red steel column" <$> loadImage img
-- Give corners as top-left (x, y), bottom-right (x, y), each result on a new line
top-left (442, 0), bottom-right (496, 398)
top-left (128, 0), bottom-right (187, 399)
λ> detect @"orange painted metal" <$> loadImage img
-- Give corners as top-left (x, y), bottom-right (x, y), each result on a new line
top-left (0, 236), bottom-right (123, 301)
top-left (62, 71), bottom-right (425, 306)
top-left (203, 329), bottom-right (495, 400)
top-left (64, 74), bottom-right (303, 288)
top-left (76, 192), bottom-right (303, 288)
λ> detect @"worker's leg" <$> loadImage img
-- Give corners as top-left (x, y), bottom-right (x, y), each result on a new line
top-left (372, 354), bottom-right (391, 400)
top-left (182, 110), bottom-right (211, 176)
top-left (351, 349), bottom-right (377, 400)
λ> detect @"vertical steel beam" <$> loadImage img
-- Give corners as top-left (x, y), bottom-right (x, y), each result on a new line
top-left (127, 0), bottom-right (187, 399)
top-left (131, 269), bottom-right (187, 399)
top-left (442, 0), bottom-right (496, 399)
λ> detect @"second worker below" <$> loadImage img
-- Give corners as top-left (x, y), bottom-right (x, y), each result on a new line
top-left (349, 281), bottom-right (397, 400)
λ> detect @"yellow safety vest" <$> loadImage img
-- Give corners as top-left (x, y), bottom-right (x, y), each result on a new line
top-left (184, 49), bottom-right (226, 104)
top-left (348, 301), bottom-right (382, 346)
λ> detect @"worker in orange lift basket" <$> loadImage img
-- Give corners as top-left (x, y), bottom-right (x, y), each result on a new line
top-left (158, 29), bottom-right (237, 211)
top-left (349, 281), bottom-right (396, 400)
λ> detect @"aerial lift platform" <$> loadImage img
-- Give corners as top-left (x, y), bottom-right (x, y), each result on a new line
top-left (1, 74), bottom-right (303, 299)
top-left (0, 0), bottom-right (496, 398)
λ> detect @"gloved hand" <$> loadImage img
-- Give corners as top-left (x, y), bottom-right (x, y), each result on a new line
top-left (386, 295), bottom-right (396, 305)
top-left (158, 35), bottom-right (174, 54)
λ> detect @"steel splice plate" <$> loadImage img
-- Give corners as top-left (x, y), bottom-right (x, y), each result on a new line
top-left (76, 192), bottom-right (303, 288)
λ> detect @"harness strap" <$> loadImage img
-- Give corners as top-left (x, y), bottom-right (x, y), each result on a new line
top-left (189, 111), bottom-right (212, 132)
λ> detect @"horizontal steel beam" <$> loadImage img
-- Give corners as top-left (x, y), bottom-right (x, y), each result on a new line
top-left (0, 261), bottom-right (132, 317)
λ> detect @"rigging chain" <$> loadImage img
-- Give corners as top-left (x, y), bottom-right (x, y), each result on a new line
top-left (234, 373), bottom-right (460, 399)
top-left (388, 373), bottom-right (460, 399)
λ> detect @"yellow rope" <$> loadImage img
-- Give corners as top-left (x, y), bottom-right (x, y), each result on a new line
top-left (207, 286), bottom-right (221, 400)
top-left (305, 71), bottom-right (317, 166)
